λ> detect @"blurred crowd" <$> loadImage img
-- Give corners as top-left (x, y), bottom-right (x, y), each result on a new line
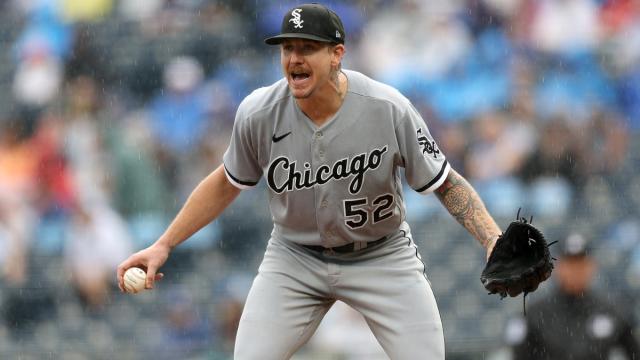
top-left (1, 0), bottom-right (640, 358)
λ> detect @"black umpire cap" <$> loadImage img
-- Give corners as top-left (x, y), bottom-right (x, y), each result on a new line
top-left (264, 3), bottom-right (345, 45)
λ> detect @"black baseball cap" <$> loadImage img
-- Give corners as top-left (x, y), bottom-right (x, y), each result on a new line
top-left (264, 3), bottom-right (345, 45)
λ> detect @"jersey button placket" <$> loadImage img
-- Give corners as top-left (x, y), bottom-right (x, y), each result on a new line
top-left (312, 131), bottom-right (330, 248)
top-left (316, 132), bottom-right (325, 159)
top-left (323, 231), bottom-right (335, 256)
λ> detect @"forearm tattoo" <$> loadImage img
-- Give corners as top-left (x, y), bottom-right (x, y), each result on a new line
top-left (435, 170), bottom-right (501, 249)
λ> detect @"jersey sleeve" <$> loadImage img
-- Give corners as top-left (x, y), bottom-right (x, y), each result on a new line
top-left (396, 104), bottom-right (450, 194)
top-left (222, 105), bottom-right (262, 190)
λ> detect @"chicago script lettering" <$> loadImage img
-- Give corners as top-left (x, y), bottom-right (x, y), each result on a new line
top-left (267, 146), bottom-right (388, 195)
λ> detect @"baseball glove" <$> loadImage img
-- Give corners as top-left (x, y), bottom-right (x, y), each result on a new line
top-left (480, 209), bottom-right (556, 300)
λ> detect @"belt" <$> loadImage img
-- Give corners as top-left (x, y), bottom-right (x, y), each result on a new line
top-left (301, 236), bottom-right (388, 254)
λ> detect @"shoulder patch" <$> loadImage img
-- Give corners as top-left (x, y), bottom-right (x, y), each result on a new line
top-left (416, 128), bottom-right (440, 159)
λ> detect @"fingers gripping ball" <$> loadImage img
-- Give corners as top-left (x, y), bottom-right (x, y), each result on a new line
top-left (124, 267), bottom-right (147, 294)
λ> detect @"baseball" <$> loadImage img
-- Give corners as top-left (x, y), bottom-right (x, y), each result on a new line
top-left (123, 267), bottom-right (147, 294)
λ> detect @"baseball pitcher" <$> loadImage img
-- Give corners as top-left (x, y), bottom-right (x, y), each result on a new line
top-left (118, 3), bottom-right (504, 359)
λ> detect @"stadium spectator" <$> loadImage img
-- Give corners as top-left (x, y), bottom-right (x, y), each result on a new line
top-left (153, 286), bottom-right (212, 359)
top-left (0, 115), bottom-right (37, 286)
top-left (529, 0), bottom-right (601, 54)
top-left (519, 115), bottom-right (583, 186)
top-left (64, 197), bottom-right (132, 312)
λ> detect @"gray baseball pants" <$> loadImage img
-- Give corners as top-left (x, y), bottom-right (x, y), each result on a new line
top-left (234, 226), bottom-right (445, 359)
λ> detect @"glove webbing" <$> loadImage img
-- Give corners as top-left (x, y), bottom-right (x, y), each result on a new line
top-left (520, 239), bottom-right (558, 316)
top-left (500, 209), bottom-right (557, 316)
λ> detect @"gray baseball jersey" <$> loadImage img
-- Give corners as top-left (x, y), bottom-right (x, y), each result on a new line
top-left (223, 69), bottom-right (450, 247)
top-left (224, 70), bottom-right (448, 359)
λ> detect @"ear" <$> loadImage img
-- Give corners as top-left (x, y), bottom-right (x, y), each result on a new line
top-left (331, 44), bottom-right (346, 67)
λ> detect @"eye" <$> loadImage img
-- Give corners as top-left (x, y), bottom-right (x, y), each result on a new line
top-left (302, 44), bottom-right (318, 55)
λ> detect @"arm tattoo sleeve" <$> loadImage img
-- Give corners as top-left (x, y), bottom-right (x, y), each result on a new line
top-left (435, 169), bottom-right (501, 249)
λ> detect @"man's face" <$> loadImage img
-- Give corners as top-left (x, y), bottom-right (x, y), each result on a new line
top-left (556, 256), bottom-right (596, 295)
top-left (280, 38), bottom-right (342, 99)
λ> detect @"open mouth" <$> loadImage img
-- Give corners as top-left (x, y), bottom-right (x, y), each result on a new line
top-left (291, 71), bottom-right (310, 84)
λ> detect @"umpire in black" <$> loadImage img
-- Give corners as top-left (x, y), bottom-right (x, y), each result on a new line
top-left (506, 232), bottom-right (640, 359)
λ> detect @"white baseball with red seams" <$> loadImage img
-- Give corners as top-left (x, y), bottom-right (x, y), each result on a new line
top-left (123, 267), bottom-right (147, 294)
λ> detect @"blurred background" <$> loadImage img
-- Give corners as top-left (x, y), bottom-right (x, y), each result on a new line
top-left (0, 0), bottom-right (639, 359)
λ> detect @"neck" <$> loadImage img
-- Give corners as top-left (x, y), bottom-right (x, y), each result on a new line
top-left (297, 71), bottom-right (347, 126)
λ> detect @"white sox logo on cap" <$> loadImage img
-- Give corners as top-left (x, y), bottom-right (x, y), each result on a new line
top-left (264, 3), bottom-right (346, 45)
top-left (289, 9), bottom-right (304, 29)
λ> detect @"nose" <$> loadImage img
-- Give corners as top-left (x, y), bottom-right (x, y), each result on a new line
top-left (289, 49), bottom-right (304, 65)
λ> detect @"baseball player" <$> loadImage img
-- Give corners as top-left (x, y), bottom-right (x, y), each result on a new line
top-left (117, 3), bottom-right (502, 359)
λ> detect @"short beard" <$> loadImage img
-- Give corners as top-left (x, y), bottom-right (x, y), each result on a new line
top-left (292, 92), bottom-right (310, 99)
top-left (290, 85), bottom-right (312, 99)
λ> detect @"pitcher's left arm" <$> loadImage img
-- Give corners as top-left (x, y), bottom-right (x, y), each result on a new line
top-left (435, 168), bottom-right (501, 259)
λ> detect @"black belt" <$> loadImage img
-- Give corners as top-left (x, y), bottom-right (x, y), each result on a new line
top-left (302, 236), bottom-right (388, 254)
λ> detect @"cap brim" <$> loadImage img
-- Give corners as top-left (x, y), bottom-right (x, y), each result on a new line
top-left (264, 33), bottom-right (334, 45)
